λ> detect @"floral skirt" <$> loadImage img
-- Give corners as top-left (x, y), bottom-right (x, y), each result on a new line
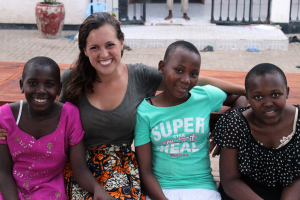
top-left (64, 144), bottom-right (146, 200)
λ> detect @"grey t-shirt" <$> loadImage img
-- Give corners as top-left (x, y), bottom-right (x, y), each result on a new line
top-left (60, 63), bottom-right (162, 150)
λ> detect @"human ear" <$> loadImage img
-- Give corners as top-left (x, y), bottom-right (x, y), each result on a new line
top-left (83, 48), bottom-right (88, 57)
top-left (245, 91), bottom-right (249, 102)
top-left (286, 86), bottom-right (290, 99)
top-left (158, 60), bottom-right (165, 75)
top-left (19, 79), bottom-right (24, 93)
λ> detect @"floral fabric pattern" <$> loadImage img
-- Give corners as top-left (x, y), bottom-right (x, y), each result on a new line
top-left (64, 144), bottom-right (145, 200)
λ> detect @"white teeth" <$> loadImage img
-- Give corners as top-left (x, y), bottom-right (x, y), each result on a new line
top-left (99, 59), bottom-right (112, 65)
top-left (176, 85), bottom-right (186, 90)
top-left (266, 110), bottom-right (275, 113)
top-left (34, 99), bottom-right (46, 103)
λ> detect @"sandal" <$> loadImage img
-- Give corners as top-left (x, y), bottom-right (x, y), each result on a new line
top-left (200, 45), bottom-right (213, 52)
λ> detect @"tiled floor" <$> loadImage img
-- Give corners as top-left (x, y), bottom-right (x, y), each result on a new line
top-left (0, 30), bottom-right (299, 72)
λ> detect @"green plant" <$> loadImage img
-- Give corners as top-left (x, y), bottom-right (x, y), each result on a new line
top-left (43, 0), bottom-right (60, 4)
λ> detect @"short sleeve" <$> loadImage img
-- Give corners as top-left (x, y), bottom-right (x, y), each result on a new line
top-left (0, 104), bottom-right (12, 145)
top-left (64, 102), bottom-right (85, 146)
top-left (130, 64), bottom-right (163, 98)
top-left (134, 103), bottom-right (151, 147)
top-left (202, 85), bottom-right (227, 112)
top-left (213, 108), bottom-right (247, 149)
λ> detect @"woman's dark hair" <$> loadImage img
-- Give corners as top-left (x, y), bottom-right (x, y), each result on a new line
top-left (65, 12), bottom-right (124, 104)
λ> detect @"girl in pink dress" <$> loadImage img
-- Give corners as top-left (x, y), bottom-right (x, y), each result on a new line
top-left (0, 56), bottom-right (114, 200)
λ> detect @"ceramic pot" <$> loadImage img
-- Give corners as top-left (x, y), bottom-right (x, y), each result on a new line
top-left (35, 2), bottom-right (65, 39)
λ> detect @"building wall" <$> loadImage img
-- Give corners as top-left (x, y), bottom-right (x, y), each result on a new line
top-left (0, 0), bottom-right (118, 25)
top-left (270, 0), bottom-right (290, 23)
top-left (0, 0), bottom-right (291, 25)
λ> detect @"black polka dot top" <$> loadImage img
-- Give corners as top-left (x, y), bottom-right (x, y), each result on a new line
top-left (213, 105), bottom-right (300, 187)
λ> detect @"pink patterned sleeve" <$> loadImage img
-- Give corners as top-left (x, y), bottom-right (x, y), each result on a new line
top-left (0, 104), bottom-right (11, 145)
top-left (64, 102), bottom-right (85, 146)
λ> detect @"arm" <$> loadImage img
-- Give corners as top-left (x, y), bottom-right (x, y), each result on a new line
top-left (70, 140), bottom-right (115, 200)
top-left (0, 129), bottom-right (7, 140)
top-left (220, 147), bottom-right (263, 200)
top-left (223, 94), bottom-right (248, 109)
top-left (281, 179), bottom-right (300, 200)
top-left (0, 144), bottom-right (19, 200)
top-left (135, 143), bottom-right (168, 200)
top-left (198, 75), bottom-right (245, 96)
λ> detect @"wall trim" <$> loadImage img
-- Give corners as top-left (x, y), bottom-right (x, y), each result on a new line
top-left (0, 23), bottom-right (80, 31)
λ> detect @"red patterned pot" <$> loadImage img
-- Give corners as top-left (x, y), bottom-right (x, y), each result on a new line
top-left (35, 2), bottom-right (65, 39)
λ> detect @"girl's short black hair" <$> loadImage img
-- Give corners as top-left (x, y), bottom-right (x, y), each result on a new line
top-left (163, 40), bottom-right (200, 63)
top-left (245, 63), bottom-right (287, 92)
top-left (23, 56), bottom-right (60, 82)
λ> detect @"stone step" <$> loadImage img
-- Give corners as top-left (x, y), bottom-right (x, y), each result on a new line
top-left (122, 24), bottom-right (288, 50)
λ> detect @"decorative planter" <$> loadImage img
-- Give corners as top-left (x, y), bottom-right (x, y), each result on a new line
top-left (35, 2), bottom-right (65, 39)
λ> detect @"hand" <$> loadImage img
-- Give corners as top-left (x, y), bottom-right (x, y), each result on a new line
top-left (208, 131), bottom-right (221, 157)
top-left (93, 188), bottom-right (115, 200)
top-left (0, 129), bottom-right (7, 140)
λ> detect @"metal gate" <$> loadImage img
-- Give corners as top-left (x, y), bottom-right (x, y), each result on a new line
top-left (211, 0), bottom-right (271, 25)
top-left (290, 0), bottom-right (300, 22)
top-left (118, 0), bottom-right (146, 24)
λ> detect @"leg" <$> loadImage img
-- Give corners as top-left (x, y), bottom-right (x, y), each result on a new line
top-left (165, 0), bottom-right (173, 20)
top-left (181, 0), bottom-right (190, 20)
top-left (165, 10), bottom-right (173, 20)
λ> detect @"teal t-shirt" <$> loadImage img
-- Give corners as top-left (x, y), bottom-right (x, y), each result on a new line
top-left (134, 85), bottom-right (226, 190)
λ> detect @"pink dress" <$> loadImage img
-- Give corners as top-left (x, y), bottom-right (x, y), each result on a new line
top-left (0, 102), bottom-right (84, 200)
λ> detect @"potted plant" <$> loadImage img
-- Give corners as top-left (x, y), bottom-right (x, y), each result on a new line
top-left (35, 0), bottom-right (65, 39)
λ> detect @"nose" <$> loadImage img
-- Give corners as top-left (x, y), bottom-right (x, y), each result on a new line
top-left (263, 97), bottom-right (273, 107)
top-left (36, 84), bottom-right (46, 93)
top-left (180, 73), bottom-right (190, 84)
top-left (100, 47), bottom-right (109, 58)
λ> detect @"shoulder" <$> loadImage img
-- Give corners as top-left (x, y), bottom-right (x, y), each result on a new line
top-left (1, 103), bottom-right (13, 115)
top-left (61, 68), bottom-right (72, 79)
top-left (213, 107), bottom-right (249, 143)
top-left (128, 63), bottom-right (159, 75)
top-left (62, 102), bottom-right (80, 115)
top-left (0, 103), bottom-right (15, 127)
top-left (191, 85), bottom-right (224, 94)
top-left (137, 99), bottom-right (151, 112)
top-left (9, 102), bottom-right (21, 116)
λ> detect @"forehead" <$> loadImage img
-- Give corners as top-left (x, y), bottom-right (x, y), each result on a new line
top-left (87, 24), bottom-right (117, 42)
top-left (247, 73), bottom-right (286, 91)
top-left (24, 65), bottom-right (58, 80)
top-left (167, 48), bottom-right (200, 66)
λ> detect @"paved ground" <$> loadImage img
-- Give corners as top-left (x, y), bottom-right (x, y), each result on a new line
top-left (1, 29), bottom-right (300, 73)
top-left (1, 28), bottom-right (300, 184)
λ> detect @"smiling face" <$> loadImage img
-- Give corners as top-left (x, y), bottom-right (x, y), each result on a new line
top-left (159, 47), bottom-right (200, 103)
top-left (246, 73), bottom-right (289, 125)
top-left (84, 24), bottom-right (124, 78)
top-left (20, 65), bottom-right (61, 115)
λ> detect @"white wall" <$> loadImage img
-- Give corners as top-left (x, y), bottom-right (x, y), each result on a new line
top-left (0, 0), bottom-right (119, 25)
top-left (270, 0), bottom-right (290, 23)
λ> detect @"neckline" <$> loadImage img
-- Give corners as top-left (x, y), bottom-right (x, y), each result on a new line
top-left (8, 102), bottom-right (66, 141)
top-left (83, 64), bottom-right (130, 113)
top-left (239, 106), bottom-right (299, 151)
top-left (144, 91), bottom-right (194, 109)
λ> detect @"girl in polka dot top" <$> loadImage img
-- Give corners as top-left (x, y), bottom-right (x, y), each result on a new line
top-left (213, 63), bottom-right (300, 200)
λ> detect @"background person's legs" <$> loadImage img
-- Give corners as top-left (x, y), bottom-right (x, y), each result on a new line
top-left (181, 0), bottom-right (190, 20)
top-left (165, 0), bottom-right (173, 20)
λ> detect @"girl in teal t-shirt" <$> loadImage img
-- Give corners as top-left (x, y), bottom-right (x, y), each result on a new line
top-left (134, 41), bottom-right (245, 200)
